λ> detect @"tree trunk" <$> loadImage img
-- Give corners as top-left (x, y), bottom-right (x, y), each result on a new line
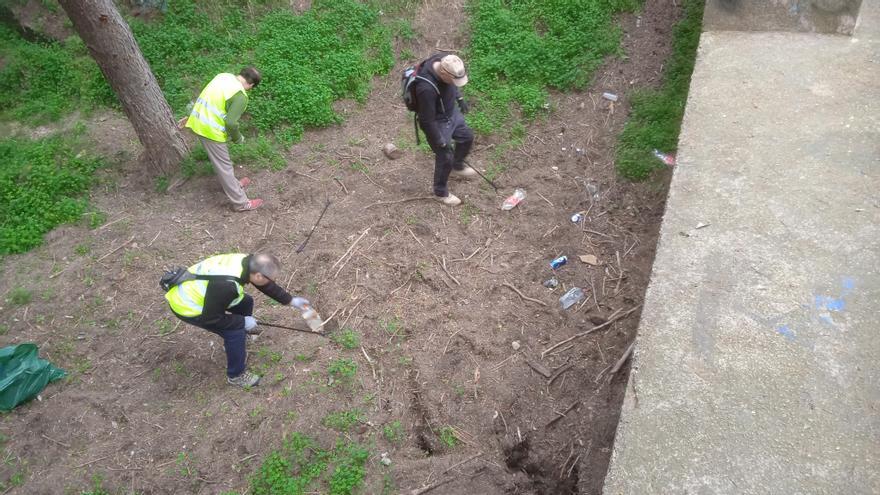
top-left (58, 0), bottom-right (186, 175)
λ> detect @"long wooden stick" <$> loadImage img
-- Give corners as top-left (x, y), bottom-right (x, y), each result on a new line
top-left (502, 282), bottom-right (547, 307)
top-left (541, 305), bottom-right (641, 358)
top-left (96, 235), bottom-right (136, 262)
top-left (329, 228), bottom-right (370, 271)
top-left (610, 341), bottom-right (636, 374)
top-left (364, 196), bottom-right (434, 209)
top-left (296, 199), bottom-right (331, 253)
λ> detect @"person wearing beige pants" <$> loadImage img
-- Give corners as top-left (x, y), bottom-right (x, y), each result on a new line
top-left (180, 67), bottom-right (264, 211)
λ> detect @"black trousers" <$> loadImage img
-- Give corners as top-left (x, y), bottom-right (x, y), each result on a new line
top-left (423, 112), bottom-right (474, 197)
top-left (172, 294), bottom-right (254, 378)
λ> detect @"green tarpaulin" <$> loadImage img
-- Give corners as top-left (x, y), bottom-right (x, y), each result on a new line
top-left (0, 344), bottom-right (66, 411)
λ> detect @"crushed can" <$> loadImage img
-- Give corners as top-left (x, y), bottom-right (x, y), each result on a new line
top-left (550, 255), bottom-right (568, 270)
top-left (571, 212), bottom-right (583, 223)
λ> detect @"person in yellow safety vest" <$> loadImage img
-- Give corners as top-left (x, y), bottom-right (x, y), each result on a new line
top-left (179, 67), bottom-right (264, 212)
top-left (165, 253), bottom-right (310, 388)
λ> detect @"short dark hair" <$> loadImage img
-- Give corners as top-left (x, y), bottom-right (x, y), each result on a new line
top-left (249, 253), bottom-right (280, 279)
top-left (240, 67), bottom-right (261, 87)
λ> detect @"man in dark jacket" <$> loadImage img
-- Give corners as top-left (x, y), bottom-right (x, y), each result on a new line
top-left (164, 253), bottom-right (310, 388)
top-left (413, 53), bottom-right (477, 206)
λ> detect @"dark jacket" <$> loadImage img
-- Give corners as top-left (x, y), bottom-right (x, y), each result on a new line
top-left (199, 255), bottom-right (293, 331)
top-left (413, 53), bottom-right (462, 148)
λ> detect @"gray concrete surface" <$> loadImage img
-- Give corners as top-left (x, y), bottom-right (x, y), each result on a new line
top-left (603, 2), bottom-right (880, 494)
top-left (704, 0), bottom-right (862, 34)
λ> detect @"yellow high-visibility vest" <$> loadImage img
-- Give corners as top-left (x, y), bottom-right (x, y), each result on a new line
top-left (165, 254), bottom-right (247, 317)
top-left (185, 73), bottom-right (248, 142)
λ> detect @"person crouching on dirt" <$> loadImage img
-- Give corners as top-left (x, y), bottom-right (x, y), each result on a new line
top-left (164, 253), bottom-right (310, 388)
top-left (413, 54), bottom-right (477, 206)
top-left (179, 67), bottom-right (264, 212)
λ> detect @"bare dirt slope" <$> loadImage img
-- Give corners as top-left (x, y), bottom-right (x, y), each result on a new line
top-left (0, 1), bottom-right (680, 493)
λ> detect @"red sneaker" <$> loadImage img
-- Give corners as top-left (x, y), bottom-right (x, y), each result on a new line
top-left (239, 177), bottom-right (251, 188)
top-left (236, 199), bottom-right (263, 212)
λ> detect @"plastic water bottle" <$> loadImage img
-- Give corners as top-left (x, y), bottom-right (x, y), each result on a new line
top-left (301, 306), bottom-right (323, 332)
top-left (559, 287), bottom-right (585, 310)
top-left (501, 188), bottom-right (526, 210)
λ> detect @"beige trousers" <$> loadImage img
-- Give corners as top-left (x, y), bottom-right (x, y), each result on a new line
top-left (199, 137), bottom-right (249, 208)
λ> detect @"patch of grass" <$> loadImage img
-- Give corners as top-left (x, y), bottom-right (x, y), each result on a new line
top-left (74, 243), bottom-right (91, 256)
top-left (382, 420), bottom-right (403, 443)
top-left (327, 358), bottom-right (358, 386)
top-left (438, 426), bottom-right (458, 448)
top-left (349, 161), bottom-right (370, 174)
top-left (0, 135), bottom-right (103, 254)
top-left (330, 328), bottom-right (361, 350)
top-left (379, 317), bottom-right (403, 340)
top-left (6, 288), bottom-right (32, 306)
top-left (322, 409), bottom-right (363, 431)
top-left (616, 0), bottom-right (704, 180)
top-left (246, 432), bottom-right (369, 495)
top-left (459, 201), bottom-right (478, 226)
top-left (465, 0), bottom-right (638, 137)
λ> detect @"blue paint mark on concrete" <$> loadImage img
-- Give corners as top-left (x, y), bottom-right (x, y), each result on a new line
top-left (776, 325), bottom-right (796, 341)
top-left (841, 277), bottom-right (855, 295)
top-left (814, 295), bottom-right (845, 312)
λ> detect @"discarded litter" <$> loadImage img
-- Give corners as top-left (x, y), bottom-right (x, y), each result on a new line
top-left (585, 182), bottom-right (600, 201)
top-left (543, 277), bottom-right (559, 289)
top-left (695, 222), bottom-right (710, 229)
top-left (511, 341), bottom-right (521, 351)
top-left (652, 149), bottom-right (676, 166)
top-left (382, 143), bottom-right (403, 160)
top-left (579, 254), bottom-right (599, 265)
top-left (550, 255), bottom-right (568, 270)
top-left (301, 306), bottom-right (324, 332)
top-left (501, 188), bottom-right (527, 211)
top-left (0, 344), bottom-right (66, 411)
top-left (602, 92), bottom-right (619, 102)
top-left (559, 287), bottom-right (585, 310)
top-left (570, 212), bottom-right (583, 223)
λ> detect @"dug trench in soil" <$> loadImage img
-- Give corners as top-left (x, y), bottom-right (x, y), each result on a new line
top-left (0, 1), bottom-right (681, 494)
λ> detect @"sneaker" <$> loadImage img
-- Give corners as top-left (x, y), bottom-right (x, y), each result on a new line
top-left (227, 371), bottom-right (261, 388)
top-left (434, 193), bottom-right (461, 206)
top-left (451, 166), bottom-right (477, 179)
top-left (236, 199), bottom-right (264, 212)
top-left (239, 177), bottom-right (251, 188)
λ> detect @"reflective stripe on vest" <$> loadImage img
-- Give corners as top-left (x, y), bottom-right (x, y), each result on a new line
top-left (165, 253), bottom-right (247, 317)
top-left (185, 73), bottom-right (247, 142)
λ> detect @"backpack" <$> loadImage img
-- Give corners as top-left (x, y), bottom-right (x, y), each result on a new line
top-left (159, 266), bottom-right (238, 292)
top-left (401, 61), bottom-right (441, 144)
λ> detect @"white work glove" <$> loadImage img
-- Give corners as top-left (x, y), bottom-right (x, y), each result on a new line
top-left (290, 297), bottom-right (310, 311)
top-left (244, 316), bottom-right (258, 332)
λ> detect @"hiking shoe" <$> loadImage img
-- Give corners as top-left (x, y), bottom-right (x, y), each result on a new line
top-left (434, 193), bottom-right (461, 206)
top-left (227, 371), bottom-right (261, 388)
top-left (236, 199), bottom-right (264, 212)
top-left (451, 166), bottom-right (477, 179)
top-left (239, 177), bottom-right (251, 188)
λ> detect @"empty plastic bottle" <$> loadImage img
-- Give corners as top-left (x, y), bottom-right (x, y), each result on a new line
top-left (301, 306), bottom-right (324, 332)
top-left (559, 287), bottom-right (585, 310)
top-left (501, 188), bottom-right (526, 210)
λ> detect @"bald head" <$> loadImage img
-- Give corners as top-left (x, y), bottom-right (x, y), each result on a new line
top-left (248, 253), bottom-right (280, 284)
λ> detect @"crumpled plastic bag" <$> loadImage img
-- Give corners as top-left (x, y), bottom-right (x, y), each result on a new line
top-left (0, 344), bottom-right (66, 411)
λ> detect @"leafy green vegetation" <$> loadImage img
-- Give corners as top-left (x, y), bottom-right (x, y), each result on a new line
top-left (615, 0), bottom-right (704, 180)
top-left (439, 426), bottom-right (459, 448)
top-left (244, 433), bottom-right (369, 495)
top-left (330, 328), bottom-right (361, 350)
top-left (0, 135), bottom-right (103, 254)
top-left (322, 409), bottom-right (364, 431)
top-left (465, 0), bottom-right (638, 136)
top-left (328, 358), bottom-right (358, 386)
top-left (382, 420), bottom-right (403, 443)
